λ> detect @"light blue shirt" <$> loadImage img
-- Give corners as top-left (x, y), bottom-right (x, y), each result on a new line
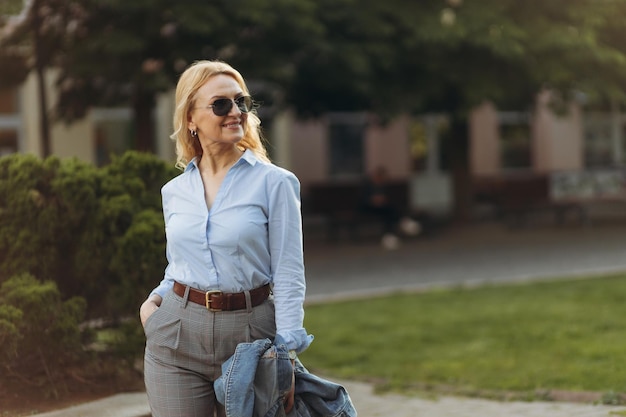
top-left (150, 150), bottom-right (313, 352)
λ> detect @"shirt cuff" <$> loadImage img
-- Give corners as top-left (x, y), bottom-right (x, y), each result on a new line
top-left (276, 329), bottom-right (314, 353)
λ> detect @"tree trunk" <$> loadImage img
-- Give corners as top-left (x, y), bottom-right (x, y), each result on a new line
top-left (32, 0), bottom-right (51, 157)
top-left (132, 89), bottom-right (156, 152)
top-left (449, 117), bottom-right (473, 223)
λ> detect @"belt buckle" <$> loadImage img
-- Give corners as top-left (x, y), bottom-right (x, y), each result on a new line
top-left (205, 290), bottom-right (223, 311)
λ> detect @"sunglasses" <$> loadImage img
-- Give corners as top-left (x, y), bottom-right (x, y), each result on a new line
top-left (202, 96), bottom-right (254, 116)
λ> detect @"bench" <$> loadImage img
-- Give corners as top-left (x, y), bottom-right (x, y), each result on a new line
top-left (473, 174), bottom-right (587, 227)
top-left (303, 180), bottom-right (412, 241)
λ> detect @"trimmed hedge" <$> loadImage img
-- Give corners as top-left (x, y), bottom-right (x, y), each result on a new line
top-left (0, 151), bottom-right (179, 319)
top-left (0, 151), bottom-right (178, 391)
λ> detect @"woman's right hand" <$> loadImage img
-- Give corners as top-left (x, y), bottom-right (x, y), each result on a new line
top-left (140, 295), bottom-right (163, 327)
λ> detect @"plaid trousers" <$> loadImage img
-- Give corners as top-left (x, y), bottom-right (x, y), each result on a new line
top-left (143, 287), bottom-right (276, 417)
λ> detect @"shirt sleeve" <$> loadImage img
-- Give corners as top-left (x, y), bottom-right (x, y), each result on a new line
top-left (149, 184), bottom-right (174, 300)
top-left (267, 171), bottom-right (314, 353)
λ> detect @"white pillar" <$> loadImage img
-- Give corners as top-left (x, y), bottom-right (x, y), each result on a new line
top-left (270, 110), bottom-right (292, 169)
top-left (155, 90), bottom-right (176, 163)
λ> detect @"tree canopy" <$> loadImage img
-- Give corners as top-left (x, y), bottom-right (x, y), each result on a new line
top-left (2, 0), bottom-right (626, 148)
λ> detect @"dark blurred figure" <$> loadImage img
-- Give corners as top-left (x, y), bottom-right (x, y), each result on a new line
top-left (360, 166), bottom-right (421, 249)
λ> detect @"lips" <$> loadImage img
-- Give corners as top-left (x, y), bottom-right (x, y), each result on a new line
top-left (222, 121), bottom-right (241, 128)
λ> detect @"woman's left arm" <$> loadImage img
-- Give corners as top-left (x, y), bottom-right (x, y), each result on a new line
top-left (267, 172), bottom-right (313, 353)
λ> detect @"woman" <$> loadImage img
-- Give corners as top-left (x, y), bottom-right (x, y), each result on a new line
top-left (140, 60), bottom-right (312, 417)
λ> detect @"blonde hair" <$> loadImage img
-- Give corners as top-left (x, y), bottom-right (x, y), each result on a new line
top-left (171, 60), bottom-right (270, 169)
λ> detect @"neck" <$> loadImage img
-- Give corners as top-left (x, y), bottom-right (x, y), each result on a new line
top-left (199, 148), bottom-right (242, 175)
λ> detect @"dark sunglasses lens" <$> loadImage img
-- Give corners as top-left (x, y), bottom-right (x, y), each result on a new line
top-left (235, 96), bottom-right (253, 113)
top-left (211, 99), bottom-right (232, 116)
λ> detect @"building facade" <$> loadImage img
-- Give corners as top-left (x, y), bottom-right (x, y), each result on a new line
top-left (3, 72), bottom-right (624, 220)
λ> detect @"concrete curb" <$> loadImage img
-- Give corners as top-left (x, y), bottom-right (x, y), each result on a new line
top-left (30, 393), bottom-right (150, 417)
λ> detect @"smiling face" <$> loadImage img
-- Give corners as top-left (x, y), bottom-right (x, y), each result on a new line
top-left (188, 73), bottom-right (248, 148)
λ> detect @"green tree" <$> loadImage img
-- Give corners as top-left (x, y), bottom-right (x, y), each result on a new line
top-left (51, 0), bottom-right (323, 151)
top-left (0, 0), bottom-right (22, 15)
top-left (5, 1), bottom-right (626, 219)
top-left (586, 0), bottom-right (626, 103)
top-left (282, 0), bottom-right (626, 118)
top-left (0, 0), bottom-right (29, 88)
top-left (420, 0), bottom-right (626, 218)
top-left (8, 0), bottom-right (624, 151)
top-left (276, 0), bottom-right (626, 218)
top-left (0, 0), bottom-right (87, 156)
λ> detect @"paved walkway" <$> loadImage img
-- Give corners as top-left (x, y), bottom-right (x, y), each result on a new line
top-left (30, 379), bottom-right (626, 417)
top-left (32, 220), bottom-right (626, 417)
top-left (341, 378), bottom-right (626, 417)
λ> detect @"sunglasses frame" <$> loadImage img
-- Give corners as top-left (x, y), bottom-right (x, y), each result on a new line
top-left (204, 96), bottom-right (254, 116)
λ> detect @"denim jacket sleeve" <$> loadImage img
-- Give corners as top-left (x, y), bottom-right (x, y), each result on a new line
top-left (214, 338), bottom-right (275, 417)
top-left (215, 337), bottom-right (357, 417)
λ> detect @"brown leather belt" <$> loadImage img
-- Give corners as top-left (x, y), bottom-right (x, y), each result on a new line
top-left (173, 281), bottom-right (271, 312)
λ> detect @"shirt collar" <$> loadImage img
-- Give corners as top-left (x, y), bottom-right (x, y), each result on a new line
top-left (184, 149), bottom-right (259, 173)
top-left (241, 149), bottom-right (259, 166)
top-left (185, 158), bottom-right (198, 172)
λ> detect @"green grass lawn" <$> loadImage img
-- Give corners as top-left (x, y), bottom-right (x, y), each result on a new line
top-left (300, 273), bottom-right (626, 401)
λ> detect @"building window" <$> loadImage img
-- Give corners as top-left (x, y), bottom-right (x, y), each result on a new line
top-left (499, 112), bottom-right (531, 169)
top-left (0, 87), bottom-right (20, 155)
top-left (0, 129), bottom-right (18, 156)
top-left (409, 116), bottom-right (449, 173)
top-left (91, 108), bottom-right (133, 166)
top-left (0, 88), bottom-right (18, 113)
top-left (583, 115), bottom-right (617, 167)
top-left (328, 113), bottom-right (365, 179)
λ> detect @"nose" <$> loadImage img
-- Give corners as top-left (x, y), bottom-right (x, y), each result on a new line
top-left (228, 99), bottom-right (243, 115)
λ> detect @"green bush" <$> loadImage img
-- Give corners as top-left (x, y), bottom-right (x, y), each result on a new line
top-left (0, 151), bottom-right (179, 319)
top-left (0, 155), bottom-right (97, 286)
top-left (0, 273), bottom-right (87, 397)
top-left (0, 151), bottom-right (178, 392)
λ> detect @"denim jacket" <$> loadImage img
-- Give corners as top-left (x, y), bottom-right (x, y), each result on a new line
top-left (214, 337), bottom-right (358, 417)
